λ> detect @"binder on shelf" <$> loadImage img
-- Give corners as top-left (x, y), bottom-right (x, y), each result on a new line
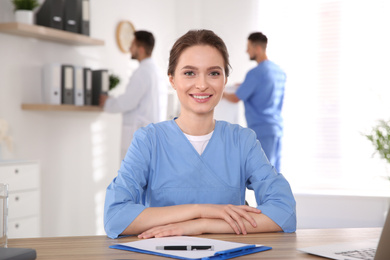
top-left (42, 63), bottom-right (62, 105)
top-left (64, 0), bottom-right (80, 33)
top-left (83, 68), bottom-right (92, 105)
top-left (74, 66), bottom-right (84, 106)
top-left (36, 0), bottom-right (65, 30)
top-left (92, 69), bottom-right (109, 106)
top-left (61, 65), bottom-right (75, 104)
top-left (80, 0), bottom-right (90, 35)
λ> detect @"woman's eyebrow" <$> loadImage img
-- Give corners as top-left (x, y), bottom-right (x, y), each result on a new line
top-left (180, 65), bottom-right (223, 71)
top-left (180, 65), bottom-right (198, 70)
top-left (208, 66), bottom-right (223, 70)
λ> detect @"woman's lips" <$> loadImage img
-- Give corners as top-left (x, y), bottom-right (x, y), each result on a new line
top-left (190, 94), bottom-right (212, 103)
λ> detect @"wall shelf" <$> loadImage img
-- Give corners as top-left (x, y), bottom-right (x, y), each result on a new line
top-left (0, 22), bottom-right (104, 46)
top-left (21, 104), bottom-right (103, 112)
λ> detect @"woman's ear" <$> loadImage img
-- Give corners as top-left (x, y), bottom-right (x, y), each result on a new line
top-left (169, 74), bottom-right (176, 90)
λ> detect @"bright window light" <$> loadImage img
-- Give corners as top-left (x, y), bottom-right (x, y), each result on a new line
top-left (257, 0), bottom-right (390, 192)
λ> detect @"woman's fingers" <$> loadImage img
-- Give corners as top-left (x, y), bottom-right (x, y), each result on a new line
top-left (242, 205), bottom-right (262, 213)
top-left (198, 204), bottom-right (261, 233)
top-left (223, 206), bottom-right (247, 234)
top-left (138, 226), bottom-right (178, 239)
top-left (219, 205), bottom-right (261, 234)
top-left (222, 213), bottom-right (241, 234)
top-left (236, 205), bottom-right (260, 227)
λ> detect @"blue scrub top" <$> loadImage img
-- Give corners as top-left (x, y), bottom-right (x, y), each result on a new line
top-left (235, 60), bottom-right (286, 136)
top-left (104, 119), bottom-right (296, 238)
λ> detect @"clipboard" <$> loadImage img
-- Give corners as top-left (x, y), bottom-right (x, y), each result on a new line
top-left (109, 236), bottom-right (272, 260)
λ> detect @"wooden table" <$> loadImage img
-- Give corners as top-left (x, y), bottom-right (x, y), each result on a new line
top-left (7, 228), bottom-right (381, 259)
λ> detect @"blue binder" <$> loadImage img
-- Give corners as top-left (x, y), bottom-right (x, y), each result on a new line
top-left (109, 237), bottom-right (272, 260)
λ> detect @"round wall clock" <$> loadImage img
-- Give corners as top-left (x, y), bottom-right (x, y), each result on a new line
top-left (116, 20), bottom-right (135, 53)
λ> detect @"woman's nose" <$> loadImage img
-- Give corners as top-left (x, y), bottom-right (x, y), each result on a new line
top-left (195, 75), bottom-right (207, 91)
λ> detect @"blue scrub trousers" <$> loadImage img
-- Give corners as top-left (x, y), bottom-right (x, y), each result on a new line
top-left (256, 135), bottom-right (282, 173)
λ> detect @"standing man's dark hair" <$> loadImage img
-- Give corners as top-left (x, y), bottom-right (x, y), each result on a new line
top-left (248, 32), bottom-right (268, 49)
top-left (134, 30), bottom-right (155, 56)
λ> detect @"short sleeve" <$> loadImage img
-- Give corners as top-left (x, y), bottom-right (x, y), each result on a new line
top-left (235, 69), bottom-right (258, 101)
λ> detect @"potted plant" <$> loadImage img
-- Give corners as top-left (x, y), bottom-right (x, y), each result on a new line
top-left (109, 74), bottom-right (121, 91)
top-left (365, 119), bottom-right (390, 181)
top-left (12, 0), bottom-right (40, 25)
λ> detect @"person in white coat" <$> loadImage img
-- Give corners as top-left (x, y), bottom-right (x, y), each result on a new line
top-left (100, 31), bottom-right (167, 159)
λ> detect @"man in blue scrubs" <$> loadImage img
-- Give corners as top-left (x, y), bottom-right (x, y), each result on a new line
top-left (223, 32), bottom-right (286, 173)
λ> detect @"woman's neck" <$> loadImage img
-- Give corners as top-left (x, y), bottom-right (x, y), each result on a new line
top-left (175, 113), bottom-right (215, 136)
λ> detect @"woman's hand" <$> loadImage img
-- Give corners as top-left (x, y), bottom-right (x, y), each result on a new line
top-left (197, 204), bottom-right (261, 235)
top-left (138, 219), bottom-right (206, 239)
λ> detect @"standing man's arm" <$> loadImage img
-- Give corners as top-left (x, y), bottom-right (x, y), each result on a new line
top-left (223, 92), bottom-right (241, 103)
top-left (99, 70), bottom-right (148, 113)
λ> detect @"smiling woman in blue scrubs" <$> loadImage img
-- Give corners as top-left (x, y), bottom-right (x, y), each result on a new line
top-left (104, 30), bottom-right (296, 239)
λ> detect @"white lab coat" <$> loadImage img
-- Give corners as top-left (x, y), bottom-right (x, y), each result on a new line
top-left (104, 57), bottom-right (167, 159)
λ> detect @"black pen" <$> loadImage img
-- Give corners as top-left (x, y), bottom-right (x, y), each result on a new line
top-left (156, 245), bottom-right (214, 251)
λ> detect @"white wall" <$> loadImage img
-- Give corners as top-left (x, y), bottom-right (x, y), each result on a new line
top-left (295, 193), bottom-right (390, 229)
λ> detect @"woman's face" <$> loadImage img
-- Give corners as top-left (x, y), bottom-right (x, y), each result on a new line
top-left (169, 45), bottom-right (227, 118)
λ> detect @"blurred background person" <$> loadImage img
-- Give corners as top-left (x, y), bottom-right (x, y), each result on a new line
top-left (100, 30), bottom-right (167, 159)
top-left (223, 32), bottom-right (286, 173)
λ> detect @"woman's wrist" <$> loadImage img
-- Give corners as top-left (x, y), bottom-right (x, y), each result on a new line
top-left (192, 204), bottom-right (203, 219)
top-left (199, 218), bottom-right (235, 234)
top-left (194, 218), bottom-right (211, 234)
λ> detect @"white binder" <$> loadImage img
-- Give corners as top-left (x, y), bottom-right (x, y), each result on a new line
top-left (74, 66), bottom-right (84, 106)
top-left (42, 63), bottom-right (61, 105)
top-left (102, 70), bottom-right (109, 94)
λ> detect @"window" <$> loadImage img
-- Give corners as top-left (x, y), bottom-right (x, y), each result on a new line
top-left (257, 0), bottom-right (390, 192)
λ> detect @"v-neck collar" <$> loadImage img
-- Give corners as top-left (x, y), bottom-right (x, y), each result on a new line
top-left (171, 118), bottom-right (218, 158)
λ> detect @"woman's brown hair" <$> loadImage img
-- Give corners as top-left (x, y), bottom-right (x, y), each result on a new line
top-left (167, 30), bottom-right (231, 77)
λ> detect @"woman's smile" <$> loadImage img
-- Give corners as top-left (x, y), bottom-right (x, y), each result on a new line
top-left (190, 93), bottom-right (213, 103)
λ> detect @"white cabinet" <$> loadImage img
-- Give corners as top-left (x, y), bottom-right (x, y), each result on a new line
top-left (0, 161), bottom-right (41, 238)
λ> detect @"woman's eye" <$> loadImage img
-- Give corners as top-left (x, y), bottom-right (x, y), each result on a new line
top-left (210, 71), bottom-right (220, 76)
top-left (184, 71), bottom-right (195, 76)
